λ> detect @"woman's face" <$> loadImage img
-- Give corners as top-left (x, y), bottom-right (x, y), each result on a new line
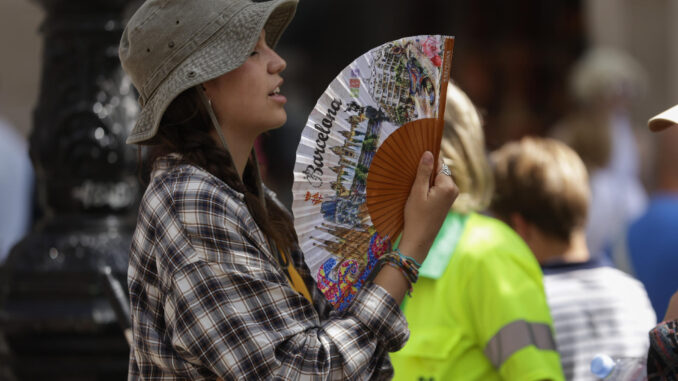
top-left (204, 30), bottom-right (287, 139)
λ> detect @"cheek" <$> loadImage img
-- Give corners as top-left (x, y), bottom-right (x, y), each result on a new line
top-left (217, 79), bottom-right (257, 116)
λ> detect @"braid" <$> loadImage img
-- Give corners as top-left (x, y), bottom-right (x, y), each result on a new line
top-left (146, 87), bottom-right (298, 253)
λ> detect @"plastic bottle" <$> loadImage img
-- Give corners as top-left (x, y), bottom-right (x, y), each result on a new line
top-left (590, 354), bottom-right (647, 380)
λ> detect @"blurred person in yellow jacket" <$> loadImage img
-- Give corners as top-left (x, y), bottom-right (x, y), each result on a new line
top-left (391, 83), bottom-right (564, 381)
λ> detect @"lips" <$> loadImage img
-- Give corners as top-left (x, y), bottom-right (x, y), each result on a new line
top-left (269, 79), bottom-right (284, 96)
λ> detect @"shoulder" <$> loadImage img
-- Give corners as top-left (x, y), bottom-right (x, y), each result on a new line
top-left (548, 266), bottom-right (645, 289)
top-left (597, 267), bottom-right (653, 294)
top-left (451, 213), bottom-right (543, 287)
top-left (546, 266), bottom-right (654, 308)
top-left (143, 157), bottom-right (248, 218)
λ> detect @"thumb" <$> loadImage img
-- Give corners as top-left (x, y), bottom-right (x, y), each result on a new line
top-left (411, 151), bottom-right (434, 199)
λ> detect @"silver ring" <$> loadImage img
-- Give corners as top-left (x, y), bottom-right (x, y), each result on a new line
top-left (439, 163), bottom-right (452, 176)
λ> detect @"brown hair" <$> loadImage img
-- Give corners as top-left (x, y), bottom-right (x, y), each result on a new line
top-left (490, 137), bottom-right (590, 242)
top-left (145, 87), bottom-right (298, 253)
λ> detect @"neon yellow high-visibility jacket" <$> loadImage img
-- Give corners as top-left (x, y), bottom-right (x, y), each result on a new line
top-left (391, 213), bottom-right (564, 381)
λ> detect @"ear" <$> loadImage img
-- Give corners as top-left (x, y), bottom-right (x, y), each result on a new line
top-left (201, 79), bottom-right (217, 100)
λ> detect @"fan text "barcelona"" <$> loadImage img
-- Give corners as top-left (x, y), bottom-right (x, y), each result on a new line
top-left (303, 98), bottom-right (343, 188)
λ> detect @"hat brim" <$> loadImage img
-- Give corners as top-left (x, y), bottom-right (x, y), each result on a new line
top-left (126, 0), bottom-right (298, 145)
top-left (648, 104), bottom-right (678, 132)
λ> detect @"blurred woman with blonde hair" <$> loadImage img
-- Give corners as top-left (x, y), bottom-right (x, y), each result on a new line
top-left (391, 83), bottom-right (564, 381)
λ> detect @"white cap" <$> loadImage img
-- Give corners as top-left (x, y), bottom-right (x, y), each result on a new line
top-left (648, 104), bottom-right (678, 132)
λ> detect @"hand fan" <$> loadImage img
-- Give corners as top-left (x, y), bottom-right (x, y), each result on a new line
top-left (292, 35), bottom-right (454, 310)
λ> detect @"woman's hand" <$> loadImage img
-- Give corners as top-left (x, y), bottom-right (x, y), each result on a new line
top-left (398, 151), bottom-right (459, 264)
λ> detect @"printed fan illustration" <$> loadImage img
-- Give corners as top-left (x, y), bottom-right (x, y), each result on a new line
top-left (292, 35), bottom-right (454, 310)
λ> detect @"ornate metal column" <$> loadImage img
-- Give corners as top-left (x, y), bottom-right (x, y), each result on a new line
top-left (0, 0), bottom-right (140, 379)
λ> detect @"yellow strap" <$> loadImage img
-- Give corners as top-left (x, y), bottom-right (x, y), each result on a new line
top-left (280, 248), bottom-right (313, 303)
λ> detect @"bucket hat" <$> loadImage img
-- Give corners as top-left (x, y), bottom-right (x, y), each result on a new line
top-left (648, 104), bottom-right (678, 132)
top-left (119, 0), bottom-right (298, 145)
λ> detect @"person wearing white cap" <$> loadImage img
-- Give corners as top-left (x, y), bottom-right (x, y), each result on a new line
top-left (118, 0), bottom-right (458, 379)
top-left (648, 104), bottom-right (678, 132)
top-left (637, 105), bottom-right (678, 379)
top-left (628, 106), bottom-right (678, 321)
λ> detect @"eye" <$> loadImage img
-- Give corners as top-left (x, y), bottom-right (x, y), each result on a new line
top-left (250, 50), bottom-right (259, 57)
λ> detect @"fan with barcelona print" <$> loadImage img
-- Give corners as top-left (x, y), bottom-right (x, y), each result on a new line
top-left (292, 35), bottom-right (454, 311)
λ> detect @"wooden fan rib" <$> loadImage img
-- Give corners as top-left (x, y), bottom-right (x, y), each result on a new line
top-left (367, 172), bottom-right (416, 191)
top-left (366, 197), bottom-right (410, 212)
top-left (367, 199), bottom-right (408, 220)
top-left (392, 127), bottom-right (419, 171)
top-left (375, 214), bottom-right (404, 241)
top-left (367, 171), bottom-right (415, 190)
top-left (367, 193), bottom-right (411, 207)
top-left (407, 120), bottom-right (426, 167)
top-left (404, 120), bottom-right (428, 168)
top-left (367, 185), bottom-right (414, 196)
top-left (367, 179), bottom-right (414, 192)
top-left (366, 185), bottom-right (412, 197)
top-left (388, 127), bottom-right (426, 174)
top-left (369, 156), bottom-right (417, 180)
top-left (370, 199), bottom-right (407, 216)
top-left (374, 137), bottom-right (404, 166)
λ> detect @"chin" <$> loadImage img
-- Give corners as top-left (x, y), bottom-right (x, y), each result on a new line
top-left (268, 112), bottom-right (288, 130)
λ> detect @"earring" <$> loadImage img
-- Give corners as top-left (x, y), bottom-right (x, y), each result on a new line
top-left (200, 85), bottom-right (212, 106)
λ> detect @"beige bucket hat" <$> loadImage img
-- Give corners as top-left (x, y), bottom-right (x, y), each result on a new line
top-left (119, 0), bottom-right (298, 145)
top-left (648, 104), bottom-right (678, 132)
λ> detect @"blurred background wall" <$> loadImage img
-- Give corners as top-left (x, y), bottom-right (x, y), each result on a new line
top-left (1, 0), bottom-right (677, 216)
top-left (1, 0), bottom-right (676, 151)
top-left (0, 0), bottom-right (43, 137)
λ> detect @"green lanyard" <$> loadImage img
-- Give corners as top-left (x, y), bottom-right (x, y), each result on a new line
top-left (418, 213), bottom-right (469, 279)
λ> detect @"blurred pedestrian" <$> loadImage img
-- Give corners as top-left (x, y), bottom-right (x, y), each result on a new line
top-left (0, 117), bottom-right (33, 263)
top-left (628, 104), bottom-right (678, 320)
top-left (551, 47), bottom-right (648, 269)
top-left (391, 84), bottom-right (564, 381)
top-left (490, 137), bottom-right (656, 381)
top-left (642, 106), bottom-right (678, 380)
top-left (118, 0), bottom-right (458, 379)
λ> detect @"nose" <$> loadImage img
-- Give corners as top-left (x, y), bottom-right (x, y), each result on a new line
top-left (268, 50), bottom-right (287, 74)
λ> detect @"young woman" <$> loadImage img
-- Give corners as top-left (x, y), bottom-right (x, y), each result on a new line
top-left (118, 0), bottom-right (458, 379)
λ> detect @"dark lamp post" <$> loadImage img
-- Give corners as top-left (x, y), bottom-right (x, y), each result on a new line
top-left (0, 0), bottom-right (141, 379)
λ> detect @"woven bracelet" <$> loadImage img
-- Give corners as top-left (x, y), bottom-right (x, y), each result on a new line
top-left (381, 252), bottom-right (419, 284)
top-left (393, 248), bottom-right (422, 268)
top-left (382, 261), bottom-right (414, 296)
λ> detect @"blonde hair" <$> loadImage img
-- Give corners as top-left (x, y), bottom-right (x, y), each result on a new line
top-left (441, 82), bottom-right (493, 214)
top-left (490, 137), bottom-right (590, 241)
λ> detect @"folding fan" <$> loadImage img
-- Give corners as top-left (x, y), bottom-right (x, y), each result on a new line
top-left (292, 35), bottom-right (454, 310)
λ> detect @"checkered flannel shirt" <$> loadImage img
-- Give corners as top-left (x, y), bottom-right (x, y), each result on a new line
top-left (127, 154), bottom-right (409, 380)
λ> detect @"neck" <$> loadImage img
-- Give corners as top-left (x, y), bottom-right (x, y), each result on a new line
top-left (531, 229), bottom-right (590, 265)
top-left (211, 126), bottom-right (256, 179)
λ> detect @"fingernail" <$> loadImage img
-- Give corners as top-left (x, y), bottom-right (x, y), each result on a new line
top-left (422, 151), bottom-right (433, 165)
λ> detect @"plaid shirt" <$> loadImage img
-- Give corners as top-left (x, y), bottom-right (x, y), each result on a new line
top-left (128, 154), bottom-right (409, 380)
